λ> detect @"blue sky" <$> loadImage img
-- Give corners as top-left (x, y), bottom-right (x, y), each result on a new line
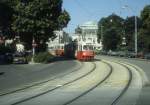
top-left (63, 0), bottom-right (150, 33)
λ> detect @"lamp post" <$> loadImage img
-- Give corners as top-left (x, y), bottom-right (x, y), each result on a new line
top-left (101, 25), bottom-right (104, 50)
top-left (31, 37), bottom-right (36, 63)
top-left (134, 16), bottom-right (138, 55)
top-left (122, 5), bottom-right (138, 55)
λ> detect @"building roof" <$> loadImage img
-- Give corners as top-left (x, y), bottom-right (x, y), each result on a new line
top-left (80, 21), bottom-right (98, 29)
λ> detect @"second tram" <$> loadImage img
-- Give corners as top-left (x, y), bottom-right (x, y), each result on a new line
top-left (64, 42), bottom-right (95, 61)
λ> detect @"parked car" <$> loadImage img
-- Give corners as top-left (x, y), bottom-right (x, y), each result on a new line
top-left (118, 51), bottom-right (126, 57)
top-left (109, 51), bottom-right (118, 56)
top-left (99, 50), bottom-right (108, 55)
top-left (137, 52), bottom-right (144, 59)
top-left (0, 54), bottom-right (6, 64)
top-left (5, 53), bottom-right (13, 63)
top-left (0, 53), bottom-right (13, 64)
top-left (144, 53), bottom-right (150, 60)
top-left (13, 52), bottom-right (28, 64)
top-left (126, 52), bottom-right (136, 58)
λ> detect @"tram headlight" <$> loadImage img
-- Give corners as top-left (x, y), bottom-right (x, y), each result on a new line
top-left (83, 52), bottom-right (86, 56)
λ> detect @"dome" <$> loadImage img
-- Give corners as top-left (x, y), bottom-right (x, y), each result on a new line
top-left (80, 21), bottom-right (98, 29)
top-left (81, 21), bottom-right (98, 27)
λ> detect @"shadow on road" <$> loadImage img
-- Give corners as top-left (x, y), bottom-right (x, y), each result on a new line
top-left (0, 72), bottom-right (4, 76)
top-left (48, 56), bottom-right (76, 63)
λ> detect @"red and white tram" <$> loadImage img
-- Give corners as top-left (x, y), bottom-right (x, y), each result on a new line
top-left (64, 41), bottom-right (95, 61)
top-left (48, 44), bottom-right (64, 56)
top-left (49, 41), bottom-right (95, 61)
top-left (55, 44), bottom-right (64, 56)
top-left (76, 43), bottom-right (94, 61)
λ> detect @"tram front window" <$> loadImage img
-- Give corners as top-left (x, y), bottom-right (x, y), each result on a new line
top-left (83, 45), bottom-right (93, 50)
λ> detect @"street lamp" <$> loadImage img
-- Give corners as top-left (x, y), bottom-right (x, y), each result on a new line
top-left (100, 25), bottom-right (104, 50)
top-left (135, 16), bottom-right (138, 55)
top-left (31, 37), bottom-right (36, 63)
top-left (122, 5), bottom-right (138, 55)
top-left (100, 25), bottom-right (104, 43)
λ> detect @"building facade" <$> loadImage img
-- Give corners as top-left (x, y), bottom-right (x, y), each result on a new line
top-left (75, 21), bottom-right (102, 51)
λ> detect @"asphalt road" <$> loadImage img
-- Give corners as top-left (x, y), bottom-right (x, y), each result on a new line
top-left (96, 55), bottom-right (150, 105)
top-left (0, 60), bottom-right (80, 93)
top-left (0, 58), bottom-right (144, 105)
top-left (0, 56), bottom-right (149, 105)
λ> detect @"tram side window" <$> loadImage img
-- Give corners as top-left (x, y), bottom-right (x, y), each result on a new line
top-left (90, 46), bottom-right (94, 50)
top-left (49, 47), bottom-right (54, 50)
top-left (78, 45), bottom-right (82, 51)
top-left (83, 45), bottom-right (88, 50)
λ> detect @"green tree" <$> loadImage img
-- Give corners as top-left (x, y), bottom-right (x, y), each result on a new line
top-left (75, 26), bottom-right (82, 34)
top-left (97, 17), bottom-right (105, 43)
top-left (98, 14), bottom-right (124, 51)
top-left (11, 0), bottom-right (70, 51)
top-left (139, 5), bottom-right (150, 52)
top-left (58, 9), bottom-right (70, 29)
top-left (124, 16), bottom-right (142, 51)
top-left (0, 1), bottom-right (13, 37)
top-left (103, 27), bottom-right (122, 51)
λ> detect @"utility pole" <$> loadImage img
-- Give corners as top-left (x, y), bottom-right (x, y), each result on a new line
top-left (31, 37), bottom-right (36, 63)
top-left (122, 5), bottom-right (138, 55)
top-left (101, 25), bottom-right (104, 49)
top-left (135, 16), bottom-right (138, 55)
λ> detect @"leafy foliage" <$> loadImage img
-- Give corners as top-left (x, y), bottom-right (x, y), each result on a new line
top-left (98, 14), bottom-right (124, 51)
top-left (0, 1), bottom-right (13, 36)
top-left (34, 52), bottom-right (54, 63)
top-left (58, 10), bottom-right (70, 29)
top-left (103, 27), bottom-right (122, 51)
top-left (11, 0), bottom-right (70, 51)
top-left (124, 16), bottom-right (142, 51)
top-left (75, 26), bottom-right (82, 34)
top-left (139, 5), bottom-right (150, 52)
top-left (0, 44), bottom-right (15, 54)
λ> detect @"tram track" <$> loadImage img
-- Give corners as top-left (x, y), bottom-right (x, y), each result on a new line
top-left (6, 61), bottom-right (113, 105)
top-left (0, 61), bottom-right (84, 96)
top-left (1, 60), bottom-right (136, 105)
top-left (62, 61), bottom-right (113, 105)
top-left (110, 62), bottom-right (132, 105)
top-left (60, 61), bottom-right (132, 105)
top-left (9, 62), bottom-right (96, 105)
top-left (119, 61), bottom-right (149, 86)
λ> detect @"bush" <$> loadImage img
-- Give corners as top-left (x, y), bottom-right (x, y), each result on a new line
top-left (0, 44), bottom-right (14, 54)
top-left (26, 54), bottom-right (32, 62)
top-left (34, 52), bottom-right (54, 63)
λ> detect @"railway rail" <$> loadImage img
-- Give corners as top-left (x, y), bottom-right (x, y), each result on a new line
top-left (0, 62), bottom-right (84, 97)
top-left (10, 62), bottom-right (97, 105)
top-left (62, 61), bottom-right (113, 105)
top-left (110, 62), bottom-right (132, 105)
top-left (0, 61), bottom-right (112, 105)
top-left (0, 60), bottom-right (143, 105)
top-left (61, 61), bottom-right (133, 105)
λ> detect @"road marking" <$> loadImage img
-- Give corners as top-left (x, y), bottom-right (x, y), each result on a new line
top-left (56, 84), bottom-right (63, 87)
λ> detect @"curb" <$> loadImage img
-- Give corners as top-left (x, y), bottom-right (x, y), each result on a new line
top-left (28, 62), bottom-right (41, 65)
top-left (96, 56), bottom-right (150, 87)
top-left (119, 61), bottom-right (150, 87)
top-left (96, 55), bottom-right (150, 62)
